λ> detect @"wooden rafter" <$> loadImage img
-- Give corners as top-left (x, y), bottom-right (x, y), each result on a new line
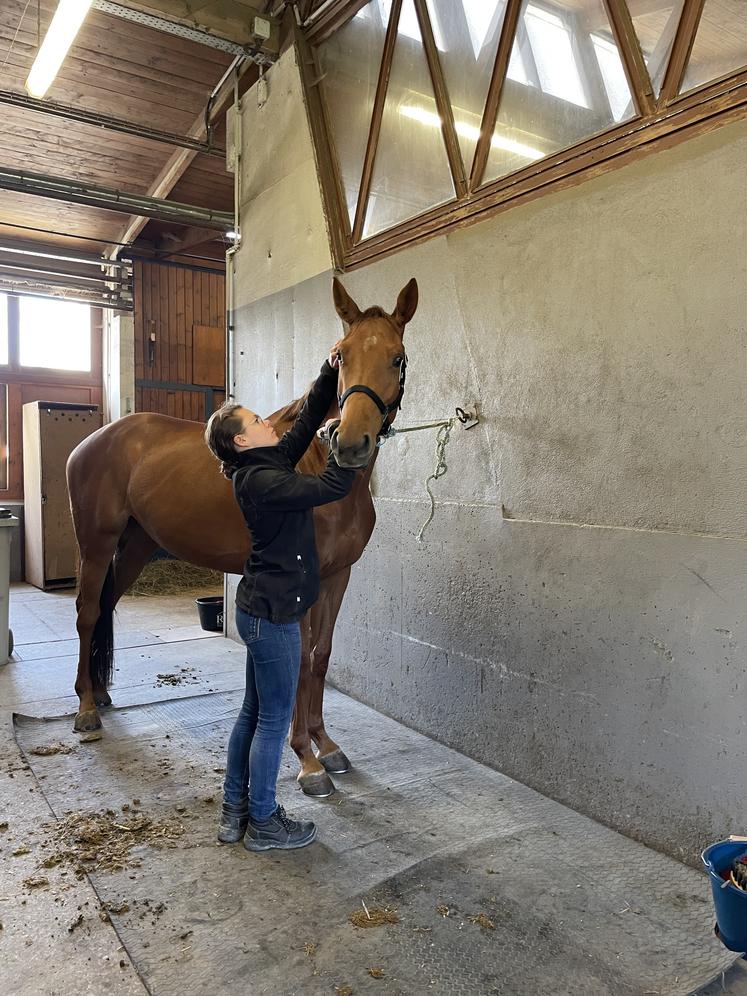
top-left (156, 226), bottom-right (222, 258)
top-left (603, 0), bottom-right (655, 116)
top-left (658, 0), bottom-right (706, 106)
top-left (108, 59), bottom-right (255, 257)
top-left (413, 0), bottom-right (467, 199)
top-left (469, 0), bottom-right (523, 192)
top-left (351, 0), bottom-right (402, 244)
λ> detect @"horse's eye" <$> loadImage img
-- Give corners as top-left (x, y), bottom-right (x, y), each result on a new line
top-left (393, 356), bottom-right (403, 367)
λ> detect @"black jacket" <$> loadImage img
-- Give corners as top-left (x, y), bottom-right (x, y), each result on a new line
top-left (232, 360), bottom-right (356, 623)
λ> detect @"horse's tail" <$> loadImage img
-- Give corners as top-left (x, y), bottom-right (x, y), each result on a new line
top-left (90, 562), bottom-right (115, 690)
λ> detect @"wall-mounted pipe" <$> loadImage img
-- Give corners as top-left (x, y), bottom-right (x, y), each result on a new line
top-left (0, 89), bottom-right (225, 157)
top-left (0, 166), bottom-right (234, 231)
top-left (0, 259), bottom-right (130, 285)
top-left (0, 242), bottom-right (130, 269)
top-left (225, 67), bottom-right (243, 405)
top-left (0, 284), bottom-right (133, 311)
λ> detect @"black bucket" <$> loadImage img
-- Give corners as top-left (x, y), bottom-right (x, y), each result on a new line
top-left (196, 595), bottom-right (224, 632)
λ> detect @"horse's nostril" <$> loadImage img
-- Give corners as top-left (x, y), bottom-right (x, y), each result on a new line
top-left (362, 434), bottom-right (371, 451)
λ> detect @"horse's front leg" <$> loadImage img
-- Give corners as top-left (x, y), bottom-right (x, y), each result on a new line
top-left (290, 616), bottom-right (335, 797)
top-left (308, 566), bottom-right (352, 774)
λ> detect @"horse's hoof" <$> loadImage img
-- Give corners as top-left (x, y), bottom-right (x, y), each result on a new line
top-left (74, 709), bottom-right (102, 733)
top-left (94, 691), bottom-right (112, 708)
top-left (319, 749), bottom-right (351, 774)
top-left (298, 771), bottom-right (336, 798)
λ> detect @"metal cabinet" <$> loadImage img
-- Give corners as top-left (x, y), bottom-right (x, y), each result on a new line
top-left (22, 402), bottom-right (102, 590)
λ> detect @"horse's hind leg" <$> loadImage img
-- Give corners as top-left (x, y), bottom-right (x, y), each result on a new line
top-left (91, 519), bottom-right (158, 708)
top-left (112, 520), bottom-right (158, 605)
top-left (74, 530), bottom-right (122, 732)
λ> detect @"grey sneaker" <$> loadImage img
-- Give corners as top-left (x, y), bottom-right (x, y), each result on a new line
top-left (217, 802), bottom-right (249, 844)
top-left (244, 805), bottom-right (316, 852)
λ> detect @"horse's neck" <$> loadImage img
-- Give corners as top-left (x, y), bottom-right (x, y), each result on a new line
top-left (358, 443), bottom-right (379, 488)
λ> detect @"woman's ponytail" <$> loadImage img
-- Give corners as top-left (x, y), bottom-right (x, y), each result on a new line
top-left (218, 457), bottom-right (240, 479)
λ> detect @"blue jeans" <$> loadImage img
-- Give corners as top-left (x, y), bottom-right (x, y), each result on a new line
top-left (223, 608), bottom-right (302, 822)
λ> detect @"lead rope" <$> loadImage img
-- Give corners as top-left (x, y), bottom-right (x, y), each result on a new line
top-left (323, 406), bottom-right (475, 542)
top-left (416, 417), bottom-right (457, 544)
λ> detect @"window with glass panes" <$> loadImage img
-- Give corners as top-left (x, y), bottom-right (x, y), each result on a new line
top-left (304, 0), bottom-right (747, 265)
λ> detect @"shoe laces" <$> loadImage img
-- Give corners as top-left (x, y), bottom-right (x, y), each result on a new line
top-left (275, 805), bottom-right (294, 833)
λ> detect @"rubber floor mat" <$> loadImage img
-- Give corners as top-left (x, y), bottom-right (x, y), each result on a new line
top-left (14, 688), bottom-right (736, 996)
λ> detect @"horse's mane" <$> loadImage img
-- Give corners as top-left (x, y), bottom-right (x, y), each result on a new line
top-left (273, 390), bottom-right (309, 428)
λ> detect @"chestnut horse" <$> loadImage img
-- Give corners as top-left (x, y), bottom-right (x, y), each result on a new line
top-left (66, 278), bottom-right (418, 796)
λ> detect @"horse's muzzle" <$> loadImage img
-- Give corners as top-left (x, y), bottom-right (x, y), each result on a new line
top-left (329, 421), bottom-right (374, 469)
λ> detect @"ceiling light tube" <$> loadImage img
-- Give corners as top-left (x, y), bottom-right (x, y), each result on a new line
top-left (25, 0), bottom-right (93, 99)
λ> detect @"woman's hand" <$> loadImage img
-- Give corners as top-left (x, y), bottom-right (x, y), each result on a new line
top-left (328, 347), bottom-right (341, 369)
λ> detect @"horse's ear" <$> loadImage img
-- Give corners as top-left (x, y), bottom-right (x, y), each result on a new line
top-left (333, 278), bottom-right (361, 328)
top-left (392, 278), bottom-right (418, 332)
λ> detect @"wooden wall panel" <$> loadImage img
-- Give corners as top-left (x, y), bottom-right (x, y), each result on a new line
top-left (133, 259), bottom-right (225, 424)
top-left (193, 326), bottom-right (225, 387)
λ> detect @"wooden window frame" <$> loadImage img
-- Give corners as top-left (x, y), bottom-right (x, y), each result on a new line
top-left (298, 0), bottom-right (747, 270)
top-left (0, 297), bottom-right (103, 500)
top-left (0, 295), bottom-right (101, 387)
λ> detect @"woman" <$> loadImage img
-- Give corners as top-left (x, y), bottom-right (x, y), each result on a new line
top-left (204, 351), bottom-right (354, 852)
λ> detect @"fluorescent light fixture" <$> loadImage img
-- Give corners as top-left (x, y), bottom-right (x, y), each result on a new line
top-left (399, 105), bottom-right (545, 161)
top-left (25, 0), bottom-right (93, 99)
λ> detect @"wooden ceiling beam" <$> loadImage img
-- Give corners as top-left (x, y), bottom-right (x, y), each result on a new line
top-left (108, 58), bottom-right (255, 257)
top-left (156, 226), bottom-right (224, 258)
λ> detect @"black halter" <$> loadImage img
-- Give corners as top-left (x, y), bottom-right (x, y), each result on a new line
top-left (337, 353), bottom-right (408, 439)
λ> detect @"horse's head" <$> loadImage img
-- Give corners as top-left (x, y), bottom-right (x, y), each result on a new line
top-left (328, 277), bottom-right (418, 469)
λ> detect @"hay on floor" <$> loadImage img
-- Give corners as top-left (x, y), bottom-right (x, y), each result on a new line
top-left (126, 559), bottom-right (223, 597)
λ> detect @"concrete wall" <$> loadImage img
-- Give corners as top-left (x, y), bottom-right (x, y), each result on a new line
top-left (233, 46), bottom-right (333, 307)
top-left (230, 47), bottom-right (747, 864)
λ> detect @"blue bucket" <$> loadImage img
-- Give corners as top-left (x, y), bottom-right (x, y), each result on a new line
top-left (702, 840), bottom-right (747, 953)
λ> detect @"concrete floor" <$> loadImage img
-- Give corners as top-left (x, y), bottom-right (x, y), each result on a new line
top-left (1, 584), bottom-right (746, 996)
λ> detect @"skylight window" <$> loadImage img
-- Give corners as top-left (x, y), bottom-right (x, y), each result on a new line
top-left (462, 0), bottom-right (505, 59)
top-left (358, 0), bottom-right (445, 49)
top-left (592, 33), bottom-right (631, 121)
top-left (507, 42), bottom-right (531, 85)
top-left (524, 4), bottom-right (588, 107)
